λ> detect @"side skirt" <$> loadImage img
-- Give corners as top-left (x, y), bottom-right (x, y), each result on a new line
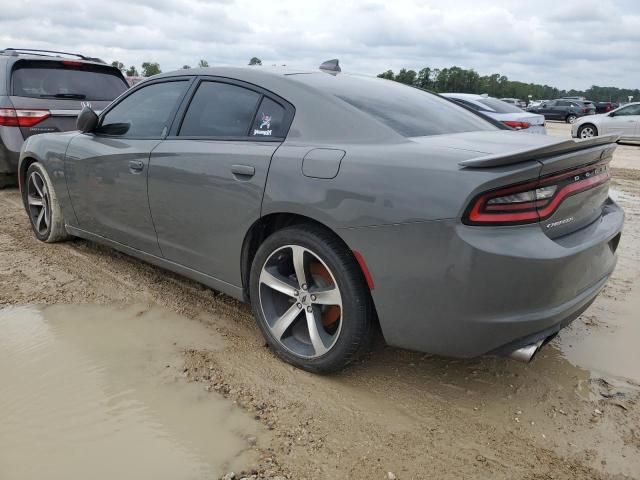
top-left (65, 225), bottom-right (245, 302)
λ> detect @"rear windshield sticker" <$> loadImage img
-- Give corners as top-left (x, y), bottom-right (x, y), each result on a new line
top-left (253, 112), bottom-right (273, 136)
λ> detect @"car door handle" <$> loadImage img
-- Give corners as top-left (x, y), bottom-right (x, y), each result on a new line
top-left (230, 164), bottom-right (255, 177)
top-left (129, 160), bottom-right (144, 173)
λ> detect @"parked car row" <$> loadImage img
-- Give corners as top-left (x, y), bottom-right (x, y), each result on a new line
top-left (527, 99), bottom-right (596, 124)
top-left (500, 98), bottom-right (527, 109)
top-left (443, 93), bottom-right (546, 134)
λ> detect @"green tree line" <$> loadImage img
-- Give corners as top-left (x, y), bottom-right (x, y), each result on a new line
top-left (378, 66), bottom-right (639, 103)
top-left (111, 57), bottom-right (263, 77)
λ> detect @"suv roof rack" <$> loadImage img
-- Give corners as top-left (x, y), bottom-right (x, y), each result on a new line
top-left (0, 48), bottom-right (105, 64)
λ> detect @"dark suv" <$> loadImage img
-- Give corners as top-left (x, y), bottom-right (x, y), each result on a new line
top-left (0, 48), bottom-right (129, 187)
top-left (528, 99), bottom-right (596, 124)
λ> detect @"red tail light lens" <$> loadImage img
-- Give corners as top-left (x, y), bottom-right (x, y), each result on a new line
top-left (464, 163), bottom-right (610, 225)
top-left (502, 121), bottom-right (530, 130)
top-left (0, 108), bottom-right (51, 127)
top-left (62, 60), bottom-right (83, 67)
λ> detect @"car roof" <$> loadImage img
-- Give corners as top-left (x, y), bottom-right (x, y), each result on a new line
top-left (0, 48), bottom-right (106, 65)
top-left (148, 66), bottom-right (403, 144)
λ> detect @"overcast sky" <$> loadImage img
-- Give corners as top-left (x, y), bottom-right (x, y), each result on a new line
top-left (1, 0), bottom-right (638, 90)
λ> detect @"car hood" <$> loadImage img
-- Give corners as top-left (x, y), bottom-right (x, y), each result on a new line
top-left (575, 113), bottom-right (608, 125)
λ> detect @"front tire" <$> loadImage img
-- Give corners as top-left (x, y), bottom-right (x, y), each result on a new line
top-left (578, 124), bottom-right (598, 139)
top-left (566, 114), bottom-right (577, 124)
top-left (249, 225), bottom-right (373, 373)
top-left (24, 162), bottom-right (70, 243)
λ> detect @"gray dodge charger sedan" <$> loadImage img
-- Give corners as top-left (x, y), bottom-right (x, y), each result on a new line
top-left (18, 63), bottom-right (624, 373)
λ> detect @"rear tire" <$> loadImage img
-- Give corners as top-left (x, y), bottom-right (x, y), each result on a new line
top-left (566, 114), bottom-right (577, 124)
top-left (24, 162), bottom-right (70, 243)
top-left (578, 124), bottom-right (598, 139)
top-left (249, 224), bottom-right (373, 373)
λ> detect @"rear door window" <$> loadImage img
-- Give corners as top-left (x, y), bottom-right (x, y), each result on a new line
top-left (179, 81), bottom-right (261, 137)
top-left (11, 61), bottom-right (128, 101)
top-left (100, 80), bottom-right (189, 138)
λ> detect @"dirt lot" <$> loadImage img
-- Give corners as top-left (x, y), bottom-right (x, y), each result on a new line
top-left (1, 124), bottom-right (639, 479)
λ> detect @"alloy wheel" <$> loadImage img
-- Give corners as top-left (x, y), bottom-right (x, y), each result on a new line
top-left (580, 126), bottom-right (596, 139)
top-left (27, 171), bottom-right (50, 235)
top-left (258, 245), bottom-right (343, 358)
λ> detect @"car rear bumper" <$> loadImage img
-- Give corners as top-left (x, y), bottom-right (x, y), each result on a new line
top-left (340, 198), bottom-right (624, 358)
top-left (526, 125), bottom-right (547, 135)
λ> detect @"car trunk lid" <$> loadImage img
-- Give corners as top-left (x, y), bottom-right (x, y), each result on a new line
top-left (536, 143), bottom-right (614, 239)
top-left (7, 97), bottom-right (114, 139)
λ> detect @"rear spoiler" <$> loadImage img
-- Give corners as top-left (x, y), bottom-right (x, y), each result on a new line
top-left (459, 134), bottom-right (619, 168)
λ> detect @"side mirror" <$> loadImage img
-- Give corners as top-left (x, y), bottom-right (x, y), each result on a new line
top-left (76, 106), bottom-right (99, 133)
top-left (608, 111), bottom-right (616, 117)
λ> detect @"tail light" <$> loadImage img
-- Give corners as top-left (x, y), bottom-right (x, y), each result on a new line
top-left (62, 60), bottom-right (83, 67)
top-left (502, 120), bottom-right (530, 130)
top-left (464, 163), bottom-right (610, 225)
top-left (0, 108), bottom-right (50, 127)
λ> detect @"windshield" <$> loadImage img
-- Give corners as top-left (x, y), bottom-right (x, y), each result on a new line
top-left (291, 74), bottom-right (496, 137)
top-left (477, 98), bottom-right (523, 113)
top-left (12, 62), bottom-right (128, 101)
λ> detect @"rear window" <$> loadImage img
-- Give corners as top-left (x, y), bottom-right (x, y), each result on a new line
top-left (477, 98), bottom-right (523, 113)
top-left (11, 62), bottom-right (128, 101)
top-left (291, 74), bottom-right (495, 137)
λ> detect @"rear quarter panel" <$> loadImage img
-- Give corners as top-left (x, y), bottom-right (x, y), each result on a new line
top-left (263, 137), bottom-right (543, 229)
top-left (19, 132), bottom-right (78, 225)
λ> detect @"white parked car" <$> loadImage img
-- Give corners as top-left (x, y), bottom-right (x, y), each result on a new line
top-left (572, 102), bottom-right (640, 141)
top-left (442, 93), bottom-right (546, 134)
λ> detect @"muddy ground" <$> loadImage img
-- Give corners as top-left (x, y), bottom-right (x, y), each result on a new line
top-left (1, 123), bottom-right (639, 479)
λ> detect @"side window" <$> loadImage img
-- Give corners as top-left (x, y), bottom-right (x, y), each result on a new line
top-left (100, 81), bottom-right (188, 137)
top-left (179, 81), bottom-right (261, 137)
top-left (557, 101), bottom-right (569, 107)
top-left (250, 97), bottom-right (287, 138)
top-left (616, 105), bottom-right (640, 116)
top-left (546, 100), bottom-right (556, 107)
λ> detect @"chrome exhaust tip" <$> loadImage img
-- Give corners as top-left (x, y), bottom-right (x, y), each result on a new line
top-left (508, 339), bottom-right (544, 363)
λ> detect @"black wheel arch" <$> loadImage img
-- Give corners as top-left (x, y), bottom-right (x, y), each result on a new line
top-left (577, 123), bottom-right (598, 136)
top-left (240, 213), bottom-right (370, 303)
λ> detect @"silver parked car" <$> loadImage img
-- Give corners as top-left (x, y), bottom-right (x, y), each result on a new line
top-left (572, 102), bottom-right (640, 141)
top-left (443, 93), bottom-right (546, 134)
top-left (19, 63), bottom-right (623, 373)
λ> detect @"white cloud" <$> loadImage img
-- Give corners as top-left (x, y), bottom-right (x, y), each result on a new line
top-left (0, 0), bottom-right (638, 89)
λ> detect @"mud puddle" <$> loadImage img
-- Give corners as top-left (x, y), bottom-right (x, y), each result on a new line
top-left (553, 185), bottom-right (640, 391)
top-left (553, 287), bottom-right (640, 387)
top-left (0, 304), bottom-right (268, 480)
